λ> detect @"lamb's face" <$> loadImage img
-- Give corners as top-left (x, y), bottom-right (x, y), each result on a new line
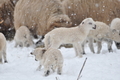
top-left (30, 48), bottom-right (46, 61)
top-left (81, 18), bottom-right (96, 30)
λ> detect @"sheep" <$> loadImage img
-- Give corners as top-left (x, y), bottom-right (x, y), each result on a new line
top-left (62, 0), bottom-right (120, 26)
top-left (82, 21), bottom-right (120, 54)
top-left (43, 18), bottom-right (96, 57)
top-left (0, 32), bottom-right (7, 64)
top-left (110, 18), bottom-right (120, 49)
top-left (14, 26), bottom-right (34, 47)
top-left (30, 48), bottom-right (63, 76)
top-left (14, 0), bottom-right (72, 38)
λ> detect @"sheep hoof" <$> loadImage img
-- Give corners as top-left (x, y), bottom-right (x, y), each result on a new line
top-left (44, 70), bottom-right (50, 76)
top-left (82, 52), bottom-right (86, 55)
top-left (4, 60), bottom-right (8, 63)
top-left (57, 72), bottom-right (61, 75)
top-left (108, 49), bottom-right (113, 53)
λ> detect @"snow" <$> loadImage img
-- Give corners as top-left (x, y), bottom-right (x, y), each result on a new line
top-left (0, 40), bottom-right (120, 80)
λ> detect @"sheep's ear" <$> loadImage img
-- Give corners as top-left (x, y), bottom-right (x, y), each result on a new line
top-left (42, 49), bottom-right (46, 53)
top-left (30, 52), bottom-right (33, 55)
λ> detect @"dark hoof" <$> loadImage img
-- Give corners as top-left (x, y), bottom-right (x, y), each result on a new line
top-left (82, 52), bottom-right (86, 55)
top-left (115, 42), bottom-right (120, 49)
top-left (44, 70), bottom-right (50, 76)
top-left (4, 60), bottom-right (8, 63)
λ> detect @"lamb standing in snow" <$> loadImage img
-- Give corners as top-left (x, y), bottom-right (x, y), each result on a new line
top-left (82, 21), bottom-right (113, 54)
top-left (82, 21), bottom-right (120, 54)
top-left (30, 48), bottom-right (63, 76)
top-left (14, 26), bottom-right (34, 47)
top-left (44, 18), bottom-right (96, 57)
top-left (0, 32), bottom-right (7, 64)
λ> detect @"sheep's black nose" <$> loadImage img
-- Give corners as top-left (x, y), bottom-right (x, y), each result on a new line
top-left (30, 52), bottom-right (33, 55)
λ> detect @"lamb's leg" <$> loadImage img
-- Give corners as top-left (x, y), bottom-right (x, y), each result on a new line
top-left (96, 41), bottom-right (102, 54)
top-left (73, 43), bottom-right (83, 57)
top-left (73, 43), bottom-right (79, 56)
top-left (57, 63), bottom-right (63, 75)
top-left (82, 41), bottom-right (86, 54)
top-left (3, 50), bottom-right (7, 63)
top-left (51, 65), bottom-right (56, 72)
top-left (44, 66), bottom-right (50, 76)
top-left (106, 39), bottom-right (113, 52)
top-left (0, 52), bottom-right (2, 64)
top-left (88, 38), bottom-right (95, 53)
top-left (36, 63), bottom-right (42, 71)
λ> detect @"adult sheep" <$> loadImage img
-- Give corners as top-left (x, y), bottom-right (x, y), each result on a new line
top-left (0, 32), bottom-right (7, 64)
top-left (31, 48), bottom-right (63, 76)
top-left (14, 26), bottom-right (34, 47)
top-left (44, 18), bottom-right (96, 57)
top-left (14, 0), bottom-right (72, 38)
top-left (62, 0), bottom-right (120, 26)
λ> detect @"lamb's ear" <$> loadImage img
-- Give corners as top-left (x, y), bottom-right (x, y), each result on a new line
top-left (42, 49), bottom-right (46, 53)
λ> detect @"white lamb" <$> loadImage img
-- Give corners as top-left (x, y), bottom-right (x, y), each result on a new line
top-left (82, 21), bottom-right (113, 54)
top-left (82, 21), bottom-right (120, 54)
top-left (30, 48), bottom-right (63, 76)
top-left (44, 18), bottom-right (96, 57)
top-left (14, 26), bottom-right (34, 47)
top-left (0, 33), bottom-right (7, 64)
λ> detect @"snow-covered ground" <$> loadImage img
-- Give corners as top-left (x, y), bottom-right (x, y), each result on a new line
top-left (0, 40), bottom-right (120, 80)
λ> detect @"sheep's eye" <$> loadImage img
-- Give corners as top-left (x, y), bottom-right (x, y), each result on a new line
top-left (82, 22), bottom-right (84, 24)
top-left (89, 22), bottom-right (92, 25)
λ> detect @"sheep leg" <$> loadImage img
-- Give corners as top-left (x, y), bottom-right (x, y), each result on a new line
top-left (51, 65), bottom-right (56, 72)
top-left (57, 63), bottom-right (63, 75)
top-left (96, 41), bottom-right (102, 54)
top-left (73, 43), bottom-right (79, 56)
top-left (3, 50), bottom-right (7, 63)
top-left (44, 66), bottom-right (50, 76)
top-left (106, 39), bottom-right (113, 52)
top-left (36, 63), bottom-right (42, 71)
top-left (88, 38), bottom-right (95, 53)
top-left (82, 41), bottom-right (86, 54)
top-left (74, 43), bottom-right (83, 57)
top-left (0, 52), bottom-right (2, 64)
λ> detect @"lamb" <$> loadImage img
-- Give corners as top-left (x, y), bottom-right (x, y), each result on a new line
top-left (82, 21), bottom-right (120, 54)
top-left (44, 18), bottom-right (96, 57)
top-left (30, 48), bottom-right (63, 76)
top-left (0, 32), bottom-right (7, 64)
top-left (82, 21), bottom-right (113, 54)
top-left (14, 26), bottom-right (34, 47)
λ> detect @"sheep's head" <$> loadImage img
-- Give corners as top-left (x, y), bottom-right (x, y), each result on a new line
top-left (30, 48), bottom-right (46, 61)
top-left (80, 18), bottom-right (96, 30)
top-left (47, 14), bottom-right (72, 31)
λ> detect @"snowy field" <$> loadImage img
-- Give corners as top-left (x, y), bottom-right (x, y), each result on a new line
top-left (0, 40), bottom-right (120, 80)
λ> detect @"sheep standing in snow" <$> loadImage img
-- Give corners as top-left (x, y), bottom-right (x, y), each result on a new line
top-left (82, 21), bottom-right (120, 54)
top-left (44, 18), bottom-right (96, 57)
top-left (30, 48), bottom-right (63, 76)
top-left (14, 26), bottom-right (34, 47)
top-left (0, 33), bottom-right (7, 64)
top-left (82, 21), bottom-right (113, 54)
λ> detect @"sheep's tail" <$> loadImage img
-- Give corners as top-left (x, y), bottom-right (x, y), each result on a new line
top-left (44, 34), bottom-right (51, 49)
